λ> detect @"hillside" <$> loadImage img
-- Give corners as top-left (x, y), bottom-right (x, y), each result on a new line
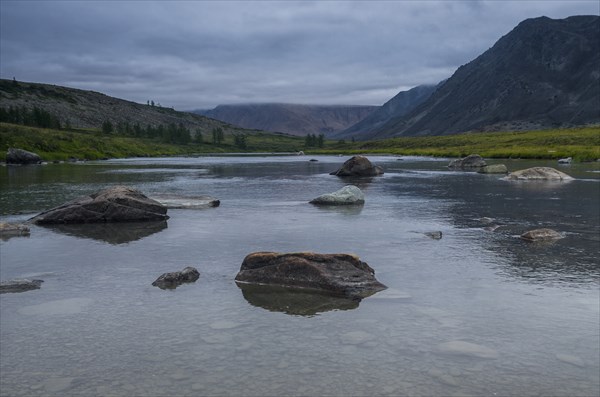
top-left (341, 15), bottom-right (600, 140)
top-left (0, 79), bottom-right (258, 136)
top-left (332, 84), bottom-right (438, 140)
top-left (195, 103), bottom-right (377, 136)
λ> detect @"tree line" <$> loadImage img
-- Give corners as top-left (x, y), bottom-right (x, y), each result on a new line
top-left (0, 106), bottom-right (63, 129)
top-left (305, 133), bottom-right (325, 148)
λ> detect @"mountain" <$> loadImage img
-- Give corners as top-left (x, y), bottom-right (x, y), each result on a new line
top-left (0, 79), bottom-right (256, 135)
top-left (341, 15), bottom-right (600, 140)
top-left (195, 103), bottom-right (377, 137)
top-left (332, 83), bottom-right (438, 140)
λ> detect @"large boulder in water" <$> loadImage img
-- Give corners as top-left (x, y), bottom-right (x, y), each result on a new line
top-left (310, 185), bottom-right (365, 206)
top-left (448, 154), bottom-right (486, 170)
top-left (30, 186), bottom-right (169, 224)
top-left (506, 167), bottom-right (573, 181)
top-left (235, 252), bottom-right (387, 299)
top-left (6, 148), bottom-right (42, 165)
top-left (330, 156), bottom-right (384, 177)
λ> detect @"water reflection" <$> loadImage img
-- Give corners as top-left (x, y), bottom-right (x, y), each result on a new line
top-left (312, 204), bottom-right (364, 216)
top-left (43, 221), bottom-right (168, 244)
top-left (236, 283), bottom-right (360, 316)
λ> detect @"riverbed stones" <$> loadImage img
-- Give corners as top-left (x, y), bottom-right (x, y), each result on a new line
top-left (6, 148), bottom-right (42, 165)
top-left (478, 164), bottom-right (508, 174)
top-left (330, 155), bottom-right (384, 177)
top-left (152, 266), bottom-right (200, 289)
top-left (0, 222), bottom-right (30, 239)
top-left (30, 186), bottom-right (169, 224)
top-left (235, 252), bottom-right (387, 298)
top-left (310, 185), bottom-right (365, 206)
top-left (437, 341), bottom-right (499, 359)
top-left (506, 167), bottom-right (573, 181)
top-left (0, 279), bottom-right (43, 294)
top-left (520, 228), bottom-right (563, 242)
top-left (447, 154), bottom-right (486, 170)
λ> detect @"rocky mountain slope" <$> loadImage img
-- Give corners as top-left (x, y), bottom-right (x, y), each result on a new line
top-left (340, 15), bottom-right (600, 140)
top-left (0, 80), bottom-right (254, 135)
top-left (332, 84), bottom-right (438, 140)
top-left (195, 103), bottom-right (377, 136)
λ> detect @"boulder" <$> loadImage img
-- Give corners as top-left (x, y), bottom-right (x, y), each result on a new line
top-left (6, 148), bottom-right (42, 165)
top-left (309, 185), bottom-right (365, 206)
top-left (30, 186), bottom-right (169, 224)
top-left (506, 167), bottom-right (573, 181)
top-left (448, 154), bottom-right (486, 170)
top-left (478, 164), bottom-right (508, 174)
top-left (152, 266), bottom-right (200, 290)
top-left (235, 252), bottom-right (387, 298)
top-left (330, 155), bottom-right (384, 177)
top-left (0, 279), bottom-right (43, 294)
top-left (0, 222), bottom-right (30, 240)
top-left (520, 228), bottom-right (563, 242)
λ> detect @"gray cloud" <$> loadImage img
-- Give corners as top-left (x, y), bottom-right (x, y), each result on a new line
top-left (1, 0), bottom-right (597, 109)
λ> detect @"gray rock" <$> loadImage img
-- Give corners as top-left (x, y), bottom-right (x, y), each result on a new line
top-left (151, 195), bottom-right (220, 209)
top-left (30, 186), bottom-right (169, 224)
top-left (506, 167), bottom-right (573, 181)
top-left (557, 157), bottom-right (572, 164)
top-left (310, 185), bottom-right (365, 206)
top-left (235, 252), bottom-right (387, 299)
top-left (424, 231), bottom-right (443, 240)
top-left (478, 164), bottom-right (508, 174)
top-left (520, 228), bottom-right (563, 242)
top-left (448, 154), bottom-right (486, 170)
top-left (6, 148), bottom-right (42, 165)
top-left (152, 266), bottom-right (200, 289)
top-left (0, 279), bottom-right (43, 294)
top-left (330, 155), bottom-right (384, 177)
top-left (0, 222), bottom-right (30, 240)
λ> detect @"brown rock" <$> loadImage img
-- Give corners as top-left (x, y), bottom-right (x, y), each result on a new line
top-left (520, 228), bottom-right (563, 241)
top-left (330, 156), bottom-right (384, 177)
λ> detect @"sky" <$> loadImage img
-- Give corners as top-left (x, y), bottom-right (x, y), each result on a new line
top-left (1, 1), bottom-right (598, 110)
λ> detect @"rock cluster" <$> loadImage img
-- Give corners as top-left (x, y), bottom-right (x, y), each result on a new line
top-left (30, 186), bottom-right (169, 224)
top-left (330, 156), bottom-right (384, 177)
top-left (235, 252), bottom-right (387, 299)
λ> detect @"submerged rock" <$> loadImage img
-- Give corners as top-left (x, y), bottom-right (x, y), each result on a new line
top-left (437, 340), bottom-right (499, 359)
top-left (424, 231), bottom-right (443, 240)
top-left (30, 186), bottom-right (169, 224)
top-left (520, 228), bottom-right (563, 242)
top-left (0, 222), bottom-right (30, 240)
top-left (152, 266), bottom-right (200, 290)
top-left (330, 155), bottom-right (384, 177)
top-left (506, 167), bottom-right (573, 181)
top-left (151, 195), bottom-right (220, 209)
top-left (0, 279), bottom-right (43, 294)
top-left (235, 252), bottom-right (387, 299)
top-left (478, 164), bottom-right (508, 174)
top-left (448, 154), bottom-right (486, 170)
top-left (310, 185), bottom-right (365, 206)
top-left (6, 148), bottom-right (42, 165)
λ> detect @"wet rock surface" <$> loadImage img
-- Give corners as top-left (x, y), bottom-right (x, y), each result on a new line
top-left (0, 222), bottom-right (31, 240)
top-left (478, 164), bottom-right (508, 174)
top-left (448, 154), bottom-right (486, 170)
top-left (330, 155), bottom-right (384, 177)
top-left (310, 185), bottom-right (365, 206)
top-left (6, 148), bottom-right (42, 165)
top-left (506, 167), bottom-right (573, 181)
top-left (520, 228), bottom-right (563, 242)
top-left (0, 279), bottom-right (43, 294)
top-left (151, 195), bottom-right (220, 209)
top-left (152, 266), bottom-right (200, 289)
top-left (235, 252), bottom-right (387, 298)
top-left (30, 186), bottom-right (169, 224)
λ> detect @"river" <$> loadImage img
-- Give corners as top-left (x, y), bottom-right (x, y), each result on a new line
top-left (1, 155), bottom-right (599, 396)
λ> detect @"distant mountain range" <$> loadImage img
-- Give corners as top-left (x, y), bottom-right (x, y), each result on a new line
top-left (336, 15), bottom-right (600, 140)
top-left (194, 104), bottom-right (377, 137)
top-left (0, 79), bottom-right (256, 136)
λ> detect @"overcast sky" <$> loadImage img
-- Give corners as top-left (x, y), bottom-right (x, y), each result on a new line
top-left (1, 1), bottom-right (598, 110)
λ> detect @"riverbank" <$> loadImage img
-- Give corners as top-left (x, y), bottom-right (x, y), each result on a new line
top-left (1, 122), bottom-right (598, 162)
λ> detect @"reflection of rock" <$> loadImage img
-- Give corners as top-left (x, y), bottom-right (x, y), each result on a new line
top-left (151, 195), bottom-right (220, 209)
top-left (424, 231), bottom-right (443, 240)
top-left (520, 228), bottom-right (563, 242)
top-left (310, 185), bottom-right (365, 206)
top-left (237, 283), bottom-right (359, 316)
top-left (235, 252), bottom-right (387, 298)
top-left (0, 279), bottom-right (43, 294)
top-left (330, 156), bottom-right (384, 177)
top-left (478, 164), bottom-right (508, 174)
top-left (31, 186), bottom-right (169, 224)
top-left (152, 266), bottom-right (200, 290)
top-left (437, 341), bottom-right (499, 359)
top-left (6, 148), bottom-right (42, 165)
top-left (44, 221), bottom-right (167, 244)
top-left (448, 154), bottom-right (486, 170)
top-left (313, 205), bottom-right (363, 216)
top-left (0, 222), bottom-right (30, 240)
top-left (506, 167), bottom-right (573, 181)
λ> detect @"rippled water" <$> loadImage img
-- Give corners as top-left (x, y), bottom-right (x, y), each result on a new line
top-left (1, 155), bottom-right (599, 396)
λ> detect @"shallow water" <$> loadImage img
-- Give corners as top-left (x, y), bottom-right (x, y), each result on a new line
top-left (1, 156), bottom-right (599, 396)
